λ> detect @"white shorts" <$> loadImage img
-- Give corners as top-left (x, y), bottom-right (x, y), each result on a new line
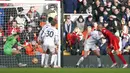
top-left (42, 45), bottom-right (56, 53)
top-left (84, 44), bottom-right (97, 51)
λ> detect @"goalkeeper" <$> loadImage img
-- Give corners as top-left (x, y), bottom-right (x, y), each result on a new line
top-left (3, 33), bottom-right (27, 67)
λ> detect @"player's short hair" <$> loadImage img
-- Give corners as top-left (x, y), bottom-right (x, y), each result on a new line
top-left (98, 24), bottom-right (104, 29)
top-left (48, 17), bottom-right (53, 23)
top-left (50, 20), bottom-right (56, 26)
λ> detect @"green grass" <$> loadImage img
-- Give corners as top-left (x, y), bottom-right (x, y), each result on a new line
top-left (0, 68), bottom-right (130, 73)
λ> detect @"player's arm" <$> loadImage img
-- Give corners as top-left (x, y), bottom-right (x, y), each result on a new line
top-left (41, 29), bottom-right (46, 40)
top-left (17, 41), bottom-right (29, 50)
top-left (38, 29), bottom-right (44, 42)
top-left (92, 31), bottom-right (103, 45)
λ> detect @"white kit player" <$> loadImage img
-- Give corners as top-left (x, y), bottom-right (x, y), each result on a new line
top-left (76, 26), bottom-right (102, 68)
top-left (38, 17), bottom-right (53, 42)
top-left (38, 17), bottom-right (53, 68)
top-left (41, 20), bottom-right (59, 68)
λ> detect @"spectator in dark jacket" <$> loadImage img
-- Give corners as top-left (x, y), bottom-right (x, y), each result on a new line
top-left (105, 1), bottom-right (112, 15)
top-left (63, 0), bottom-right (78, 13)
top-left (77, 0), bottom-right (90, 13)
top-left (121, 5), bottom-right (126, 17)
top-left (106, 15), bottom-right (117, 34)
top-left (85, 15), bottom-right (94, 27)
top-left (97, 5), bottom-right (105, 19)
top-left (112, 0), bottom-right (121, 9)
top-left (92, 0), bottom-right (101, 21)
top-left (27, 6), bottom-right (40, 27)
top-left (75, 15), bottom-right (86, 32)
top-left (113, 8), bottom-right (122, 21)
top-left (63, 15), bottom-right (76, 36)
top-left (123, 7), bottom-right (130, 22)
top-left (63, 15), bottom-right (76, 52)
top-left (26, 26), bottom-right (34, 42)
top-left (127, 0), bottom-right (130, 9)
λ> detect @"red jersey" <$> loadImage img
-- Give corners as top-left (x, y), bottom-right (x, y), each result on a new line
top-left (102, 28), bottom-right (117, 42)
top-left (101, 28), bottom-right (119, 50)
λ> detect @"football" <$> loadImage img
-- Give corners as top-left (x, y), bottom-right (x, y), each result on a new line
top-left (32, 57), bottom-right (38, 64)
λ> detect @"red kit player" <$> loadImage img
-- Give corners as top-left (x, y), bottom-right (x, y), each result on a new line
top-left (98, 25), bottom-right (128, 68)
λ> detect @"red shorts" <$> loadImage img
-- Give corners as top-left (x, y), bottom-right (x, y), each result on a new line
top-left (107, 37), bottom-right (120, 50)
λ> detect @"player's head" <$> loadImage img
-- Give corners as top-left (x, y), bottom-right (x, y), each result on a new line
top-left (48, 17), bottom-right (53, 23)
top-left (50, 20), bottom-right (56, 27)
top-left (97, 24), bottom-right (103, 31)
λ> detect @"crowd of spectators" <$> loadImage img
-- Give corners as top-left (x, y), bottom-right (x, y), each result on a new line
top-left (63, 0), bottom-right (130, 55)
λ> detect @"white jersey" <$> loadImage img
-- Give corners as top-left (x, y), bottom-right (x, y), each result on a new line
top-left (38, 23), bottom-right (51, 41)
top-left (84, 30), bottom-right (101, 51)
top-left (42, 26), bottom-right (58, 46)
top-left (84, 30), bottom-right (101, 45)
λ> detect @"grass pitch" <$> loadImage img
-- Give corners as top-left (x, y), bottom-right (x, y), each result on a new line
top-left (0, 68), bottom-right (130, 73)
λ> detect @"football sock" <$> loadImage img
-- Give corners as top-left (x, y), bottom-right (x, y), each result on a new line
top-left (54, 54), bottom-right (58, 66)
top-left (76, 57), bottom-right (84, 66)
top-left (41, 54), bottom-right (45, 66)
top-left (45, 54), bottom-right (49, 66)
top-left (108, 52), bottom-right (116, 63)
top-left (97, 57), bottom-right (101, 66)
top-left (117, 54), bottom-right (127, 64)
top-left (50, 54), bottom-right (56, 65)
top-left (15, 54), bottom-right (21, 63)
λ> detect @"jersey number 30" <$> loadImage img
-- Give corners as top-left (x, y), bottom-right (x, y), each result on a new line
top-left (46, 31), bottom-right (54, 37)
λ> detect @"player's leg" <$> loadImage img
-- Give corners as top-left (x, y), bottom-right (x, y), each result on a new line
top-left (44, 49), bottom-right (50, 68)
top-left (12, 49), bottom-right (27, 67)
top-left (76, 50), bottom-right (90, 67)
top-left (106, 47), bottom-right (117, 68)
top-left (115, 50), bottom-right (128, 68)
top-left (113, 39), bottom-right (128, 68)
top-left (12, 49), bottom-right (21, 55)
top-left (41, 45), bottom-right (47, 67)
top-left (76, 44), bottom-right (90, 67)
top-left (54, 53), bottom-right (58, 68)
top-left (54, 48), bottom-right (60, 68)
top-left (4, 47), bottom-right (26, 67)
top-left (12, 48), bottom-right (21, 62)
top-left (92, 46), bottom-right (102, 68)
top-left (49, 46), bottom-right (57, 68)
top-left (106, 42), bottom-right (118, 68)
top-left (41, 53), bottom-right (46, 67)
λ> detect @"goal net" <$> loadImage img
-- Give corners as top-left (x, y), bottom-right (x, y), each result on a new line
top-left (0, 1), bottom-right (61, 68)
